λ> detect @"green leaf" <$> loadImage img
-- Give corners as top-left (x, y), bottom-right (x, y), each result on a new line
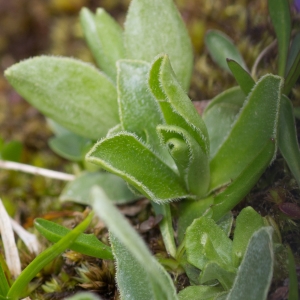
top-left (211, 140), bottom-right (275, 221)
top-left (117, 59), bottom-right (174, 168)
top-left (185, 216), bottom-right (233, 270)
top-left (227, 59), bottom-right (255, 95)
top-left (86, 132), bottom-right (189, 202)
top-left (0, 263), bottom-right (9, 297)
top-left (231, 207), bottom-right (264, 267)
top-left (149, 54), bottom-right (209, 156)
top-left (152, 202), bottom-right (176, 257)
top-left (178, 285), bottom-right (225, 300)
top-left (91, 187), bottom-right (178, 300)
top-left (205, 30), bottom-right (247, 72)
top-left (287, 246), bottom-right (299, 300)
top-left (278, 95), bottom-right (300, 187)
top-left (7, 213), bottom-right (93, 299)
top-left (34, 218), bottom-right (113, 260)
top-left (225, 227), bottom-right (273, 300)
top-left (177, 197), bottom-right (214, 244)
top-left (60, 172), bottom-right (137, 205)
top-left (202, 87), bottom-right (245, 158)
top-left (66, 292), bottom-right (102, 300)
top-left (200, 262), bottom-right (237, 290)
top-left (49, 133), bottom-right (91, 162)
top-left (5, 56), bottom-right (119, 140)
top-left (80, 8), bottom-right (125, 80)
top-left (268, 0), bottom-right (291, 77)
top-left (295, 107), bottom-right (300, 120)
top-left (157, 125), bottom-right (210, 198)
top-left (209, 74), bottom-right (282, 191)
top-left (124, 0), bottom-right (193, 90)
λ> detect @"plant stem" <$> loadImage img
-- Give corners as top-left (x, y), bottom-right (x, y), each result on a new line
top-left (0, 160), bottom-right (75, 181)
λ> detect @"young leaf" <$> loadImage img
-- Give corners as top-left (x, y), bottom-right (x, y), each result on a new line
top-left (49, 133), bottom-right (91, 162)
top-left (124, 0), bottom-right (193, 90)
top-left (209, 74), bottom-right (282, 191)
top-left (34, 218), bottom-right (113, 260)
top-left (268, 0), bottom-right (291, 77)
top-left (216, 212), bottom-right (233, 237)
top-left (149, 54), bottom-right (209, 156)
top-left (86, 132), bottom-right (189, 202)
top-left (91, 187), bottom-right (178, 300)
top-left (227, 59), bottom-right (255, 95)
top-left (202, 87), bottom-right (245, 158)
top-left (157, 125), bottom-right (210, 198)
top-left (199, 262), bottom-right (237, 290)
top-left (80, 8), bottom-right (125, 80)
top-left (231, 207), bottom-right (265, 267)
top-left (117, 59), bottom-right (174, 168)
top-left (287, 246), bottom-right (299, 300)
top-left (152, 202), bottom-right (176, 257)
top-left (178, 285), bottom-right (225, 300)
top-left (205, 30), bottom-right (247, 72)
top-left (5, 56), bottom-right (119, 140)
top-left (225, 227), bottom-right (274, 300)
top-left (211, 140), bottom-right (275, 221)
top-left (278, 95), bottom-right (300, 187)
top-left (177, 196), bottom-right (214, 244)
top-left (60, 172), bottom-right (137, 205)
top-left (185, 216), bottom-right (233, 270)
top-left (7, 213), bottom-right (93, 299)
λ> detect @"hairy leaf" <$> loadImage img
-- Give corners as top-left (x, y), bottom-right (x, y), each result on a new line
top-left (5, 56), bottom-right (119, 139)
top-left (124, 0), bottom-right (193, 90)
top-left (86, 132), bottom-right (189, 202)
top-left (178, 285), bottom-right (224, 300)
top-left (80, 8), bottom-right (125, 80)
top-left (149, 54), bottom-right (209, 155)
top-left (157, 125), bottom-right (210, 198)
top-left (231, 207), bottom-right (265, 267)
top-left (66, 292), bottom-right (103, 300)
top-left (209, 74), bottom-right (282, 191)
top-left (225, 227), bottom-right (273, 300)
top-left (91, 187), bottom-right (178, 300)
top-left (186, 216), bottom-right (233, 270)
top-left (60, 172), bottom-right (137, 205)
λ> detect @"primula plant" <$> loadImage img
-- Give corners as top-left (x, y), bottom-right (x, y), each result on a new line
top-left (0, 0), bottom-right (299, 299)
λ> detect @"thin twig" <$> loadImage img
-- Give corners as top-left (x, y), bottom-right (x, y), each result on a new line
top-left (0, 160), bottom-right (75, 181)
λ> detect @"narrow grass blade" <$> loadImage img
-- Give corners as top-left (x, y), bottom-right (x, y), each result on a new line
top-left (278, 95), bottom-right (300, 187)
top-left (86, 132), bottom-right (189, 202)
top-left (0, 263), bottom-right (9, 297)
top-left (91, 187), bottom-right (178, 300)
top-left (124, 0), bottom-right (193, 90)
top-left (5, 57), bottom-right (119, 140)
top-left (34, 218), bottom-right (113, 260)
top-left (7, 213), bottom-right (93, 299)
top-left (268, 0), bottom-right (291, 76)
top-left (286, 33), bottom-right (300, 76)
